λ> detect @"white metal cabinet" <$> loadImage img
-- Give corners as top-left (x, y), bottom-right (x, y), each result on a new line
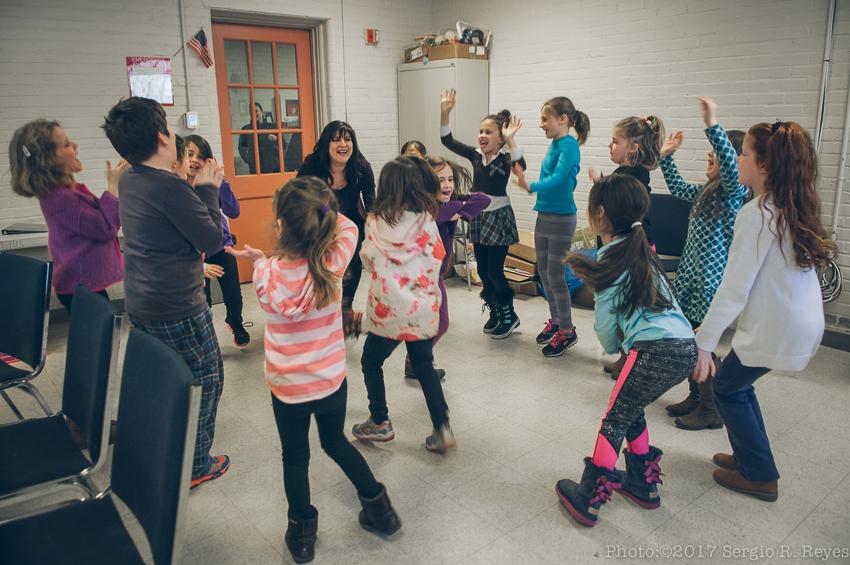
top-left (397, 58), bottom-right (489, 160)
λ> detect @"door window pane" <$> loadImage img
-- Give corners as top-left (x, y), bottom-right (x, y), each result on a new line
top-left (282, 132), bottom-right (303, 173)
top-left (234, 133), bottom-right (254, 176)
top-left (275, 44), bottom-right (298, 85)
top-left (251, 42), bottom-right (274, 85)
top-left (224, 40), bottom-right (248, 83)
top-left (228, 88), bottom-right (252, 131)
top-left (254, 89), bottom-right (277, 127)
top-left (258, 132), bottom-right (281, 174)
top-left (279, 89), bottom-right (301, 129)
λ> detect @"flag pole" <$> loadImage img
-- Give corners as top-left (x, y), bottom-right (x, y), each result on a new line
top-left (178, 0), bottom-right (193, 112)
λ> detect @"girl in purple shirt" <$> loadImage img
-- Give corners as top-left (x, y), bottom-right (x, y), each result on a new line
top-left (9, 119), bottom-right (127, 313)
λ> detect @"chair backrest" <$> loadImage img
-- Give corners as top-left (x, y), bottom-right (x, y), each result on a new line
top-left (0, 254), bottom-right (52, 369)
top-left (111, 329), bottom-right (200, 565)
top-left (647, 193), bottom-right (692, 257)
top-left (62, 287), bottom-right (121, 467)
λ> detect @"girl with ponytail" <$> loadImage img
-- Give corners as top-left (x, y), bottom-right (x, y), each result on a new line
top-left (515, 96), bottom-right (590, 356)
top-left (228, 177), bottom-right (400, 562)
top-left (555, 174), bottom-right (697, 528)
top-left (692, 122), bottom-right (835, 503)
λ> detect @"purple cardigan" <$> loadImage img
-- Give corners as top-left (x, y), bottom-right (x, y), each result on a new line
top-left (39, 184), bottom-right (123, 293)
top-left (217, 179), bottom-right (240, 252)
top-left (437, 193), bottom-right (490, 275)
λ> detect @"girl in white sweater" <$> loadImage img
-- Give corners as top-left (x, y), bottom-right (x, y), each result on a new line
top-left (693, 121), bottom-right (835, 502)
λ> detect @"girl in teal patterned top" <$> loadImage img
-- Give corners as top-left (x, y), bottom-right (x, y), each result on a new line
top-left (658, 97), bottom-right (748, 431)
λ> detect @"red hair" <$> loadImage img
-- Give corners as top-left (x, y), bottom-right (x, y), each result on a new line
top-left (748, 122), bottom-right (835, 270)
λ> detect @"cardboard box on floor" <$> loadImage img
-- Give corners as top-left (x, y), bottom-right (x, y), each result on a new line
top-left (508, 230), bottom-right (536, 263)
top-left (504, 254), bottom-right (537, 275)
top-left (505, 270), bottom-right (541, 297)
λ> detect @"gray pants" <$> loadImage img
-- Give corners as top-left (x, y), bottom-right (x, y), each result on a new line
top-left (534, 212), bottom-right (577, 329)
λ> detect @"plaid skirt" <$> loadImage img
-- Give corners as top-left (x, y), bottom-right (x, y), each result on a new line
top-left (469, 205), bottom-right (519, 246)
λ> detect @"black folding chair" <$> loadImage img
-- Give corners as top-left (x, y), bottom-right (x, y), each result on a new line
top-left (0, 254), bottom-right (53, 419)
top-left (647, 193), bottom-right (692, 274)
top-left (0, 328), bottom-right (201, 565)
top-left (0, 287), bottom-right (121, 509)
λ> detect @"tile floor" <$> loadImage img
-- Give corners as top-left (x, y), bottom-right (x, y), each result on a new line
top-left (3, 277), bottom-right (850, 564)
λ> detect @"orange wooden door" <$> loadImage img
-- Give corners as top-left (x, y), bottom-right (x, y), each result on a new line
top-left (211, 23), bottom-right (316, 282)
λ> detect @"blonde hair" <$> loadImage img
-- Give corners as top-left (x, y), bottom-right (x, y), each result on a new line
top-left (614, 116), bottom-right (665, 170)
top-left (272, 177), bottom-right (342, 310)
top-left (9, 119), bottom-right (75, 199)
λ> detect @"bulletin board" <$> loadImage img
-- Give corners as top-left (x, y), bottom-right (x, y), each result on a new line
top-left (126, 57), bottom-right (174, 106)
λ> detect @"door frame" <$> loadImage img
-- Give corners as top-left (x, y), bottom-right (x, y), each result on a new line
top-left (210, 9), bottom-right (329, 134)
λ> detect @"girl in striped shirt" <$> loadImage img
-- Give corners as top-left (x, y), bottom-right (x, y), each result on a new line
top-left (228, 176), bottom-right (399, 564)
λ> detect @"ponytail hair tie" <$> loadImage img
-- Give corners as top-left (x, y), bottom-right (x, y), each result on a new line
top-left (631, 221), bottom-right (642, 229)
top-left (22, 146), bottom-right (31, 157)
top-left (643, 117), bottom-right (650, 123)
top-left (319, 205), bottom-right (331, 216)
top-left (771, 120), bottom-right (783, 133)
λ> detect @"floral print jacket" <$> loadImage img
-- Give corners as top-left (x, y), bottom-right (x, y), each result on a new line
top-left (360, 211), bottom-right (445, 340)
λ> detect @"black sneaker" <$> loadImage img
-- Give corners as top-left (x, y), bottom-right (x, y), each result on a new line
top-left (542, 329), bottom-right (578, 357)
top-left (491, 304), bottom-right (520, 339)
top-left (227, 321), bottom-right (253, 347)
top-left (536, 319), bottom-right (560, 344)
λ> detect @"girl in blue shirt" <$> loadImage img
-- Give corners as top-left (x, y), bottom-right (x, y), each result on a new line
top-left (555, 174), bottom-right (697, 528)
top-left (515, 97), bottom-right (589, 357)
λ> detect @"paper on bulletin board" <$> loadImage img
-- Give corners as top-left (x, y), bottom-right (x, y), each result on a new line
top-left (126, 57), bottom-right (174, 106)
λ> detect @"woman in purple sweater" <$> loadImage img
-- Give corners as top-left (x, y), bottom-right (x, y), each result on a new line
top-left (9, 119), bottom-right (127, 313)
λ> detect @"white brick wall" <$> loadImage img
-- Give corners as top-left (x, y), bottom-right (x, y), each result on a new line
top-left (433, 0), bottom-right (850, 334)
top-left (2, 0), bottom-right (849, 334)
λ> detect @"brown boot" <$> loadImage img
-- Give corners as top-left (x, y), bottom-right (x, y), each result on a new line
top-left (607, 351), bottom-right (627, 381)
top-left (674, 375), bottom-right (724, 430)
top-left (665, 376), bottom-right (700, 416)
top-left (713, 469), bottom-right (777, 502)
top-left (713, 453), bottom-right (737, 471)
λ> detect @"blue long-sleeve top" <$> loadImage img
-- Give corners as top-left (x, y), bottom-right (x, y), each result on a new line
top-left (658, 124), bottom-right (749, 324)
top-left (593, 239), bottom-right (694, 354)
top-left (530, 135), bottom-right (580, 214)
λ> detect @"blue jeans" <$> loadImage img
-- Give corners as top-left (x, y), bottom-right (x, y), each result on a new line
top-left (712, 350), bottom-right (777, 482)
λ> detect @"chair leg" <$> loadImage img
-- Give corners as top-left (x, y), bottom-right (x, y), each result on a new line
top-left (17, 382), bottom-right (54, 417)
top-left (0, 390), bottom-right (25, 420)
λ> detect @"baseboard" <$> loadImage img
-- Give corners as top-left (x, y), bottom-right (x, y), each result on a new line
top-left (822, 329), bottom-right (850, 353)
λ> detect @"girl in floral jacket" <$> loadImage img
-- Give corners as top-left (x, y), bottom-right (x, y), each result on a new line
top-left (351, 156), bottom-right (456, 453)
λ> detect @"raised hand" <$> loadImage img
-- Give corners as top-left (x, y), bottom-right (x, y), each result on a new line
top-left (194, 158), bottom-right (223, 188)
top-left (105, 159), bottom-right (130, 196)
top-left (588, 167), bottom-right (602, 183)
top-left (698, 96), bottom-right (718, 128)
top-left (660, 131), bottom-right (684, 158)
top-left (226, 244), bottom-right (266, 261)
top-left (440, 89), bottom-right (457, 116)
top-left (502, 116), bottom-right (522, 140)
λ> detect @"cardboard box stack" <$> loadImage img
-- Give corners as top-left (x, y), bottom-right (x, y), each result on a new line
top-left (505, 230), bottom-right (540, 296)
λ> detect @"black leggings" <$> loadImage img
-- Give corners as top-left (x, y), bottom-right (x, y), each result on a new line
top-left (203, 250), bottom-right (244, 327)
top-left (271, 379), bottom-right (381, 519)
top-left (342, 215), bottom-right (365, 303)
top-left (474, 243), bottom-right (512, 303)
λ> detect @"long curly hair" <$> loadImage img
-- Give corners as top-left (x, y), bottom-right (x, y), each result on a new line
top-left (9, 119), bottom-right (75, 199)
top-left (747, 122), bottom-right (835, 270)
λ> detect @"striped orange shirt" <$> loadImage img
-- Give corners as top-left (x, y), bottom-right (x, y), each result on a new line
top-left (253, 215), bottom-right (358, 404)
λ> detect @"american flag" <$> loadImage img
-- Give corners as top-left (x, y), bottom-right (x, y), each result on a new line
top-left (188, 29), bottom-right (213, 68)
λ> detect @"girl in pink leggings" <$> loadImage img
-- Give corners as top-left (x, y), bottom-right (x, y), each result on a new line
top-left (555, 174), bottom-right (697, 527)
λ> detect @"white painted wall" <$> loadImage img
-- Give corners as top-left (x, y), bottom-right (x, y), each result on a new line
top-left (433, 0), bottom-right (850, 334)
top-left (1, 0), bottom-right (848, 334)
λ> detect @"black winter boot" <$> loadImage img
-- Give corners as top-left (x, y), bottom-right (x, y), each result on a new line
top-left (358, 483), bottom-right (402, 536)
top-left (615, 446), bottom-right (664, 509)
top-left (285, 506), bottom-right (318, 563)
top-left (555, 457), bottom-right (622, 527)
top-left (481, 294), bottom-right (499, 334)
top-left (490, 298), bottom-right (520, 339)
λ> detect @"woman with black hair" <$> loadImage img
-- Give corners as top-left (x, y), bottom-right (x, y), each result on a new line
top-left (297, 121), bottom-right (375, 323)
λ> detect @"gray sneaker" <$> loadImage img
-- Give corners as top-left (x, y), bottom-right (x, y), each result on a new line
top-left (352, 417), bottom-right (395, 441)
top-left (425, 423), bottom-right (457, 453)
